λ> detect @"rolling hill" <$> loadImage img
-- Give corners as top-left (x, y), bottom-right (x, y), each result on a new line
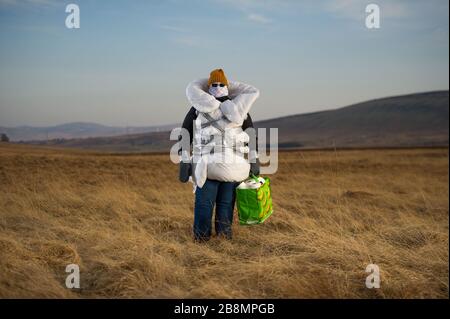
top-left (9, 90), bottom-right (449, 152)
top-left (0, 122), bottom-right (178, 142)
top-left (256, 90), bottom-right (449, 149)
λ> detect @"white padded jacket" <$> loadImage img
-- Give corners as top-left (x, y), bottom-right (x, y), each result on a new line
top-left (185, 78), bottom-right (260, 188)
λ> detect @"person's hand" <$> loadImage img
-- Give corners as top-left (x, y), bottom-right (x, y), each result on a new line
top-left (250, 158), bottom-right (260, 176)
top-left (179, 160), bottom-right (192, 183)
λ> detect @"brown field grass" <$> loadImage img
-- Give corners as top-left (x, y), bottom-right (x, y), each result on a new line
top-left (0, 143), bottom-right (448, 298)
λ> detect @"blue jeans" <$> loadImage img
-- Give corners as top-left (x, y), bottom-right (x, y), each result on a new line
top-left (194, 179), bottom-right (239, 241)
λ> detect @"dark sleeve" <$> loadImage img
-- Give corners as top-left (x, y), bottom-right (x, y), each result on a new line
top-left (242, 113), bottom-right (253, 130)
top-left (178, 107), bottom-right (197, 155)
top-left (241, 113), bottom-right (258, 152)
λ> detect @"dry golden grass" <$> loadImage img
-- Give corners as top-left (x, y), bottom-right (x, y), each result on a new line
top-left (0, 143), bottom-right (448, 298)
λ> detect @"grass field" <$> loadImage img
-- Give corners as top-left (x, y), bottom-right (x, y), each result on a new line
top-left (0, 143), bottom-right (448, 298)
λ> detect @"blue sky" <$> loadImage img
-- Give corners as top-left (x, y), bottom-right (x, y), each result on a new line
top-left (0, 0), bottom-right (448, 127)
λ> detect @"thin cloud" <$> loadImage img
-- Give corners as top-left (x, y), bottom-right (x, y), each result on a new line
top-left (159, 24), bottom-right (189, 33)
top-left (247, 13), bottom-right (272, 24)
top-left (159, 24), bottom-right (200, 47)
top-left (213, 0), bottom-right (263, 9)
top-left (211, 0), bottom-right (296, 11)
top-left (0, 0), bottom-right (59, 6)
top-left (324, 0), bottom-right (410, 21)
top-left (206, 0), bottom-right (276, 24)
top-left (173, 35), bottom-right (201, 47)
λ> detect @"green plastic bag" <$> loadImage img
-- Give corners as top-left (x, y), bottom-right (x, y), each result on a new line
top-left (236, 174), bottom-right (273, 225)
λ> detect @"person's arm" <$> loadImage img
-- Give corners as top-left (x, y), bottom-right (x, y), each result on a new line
top-left (178, 106), bottom-right (197, 156)
top-left (220, 81), bottom-right (260, 126)
top-left (242, 113), bottom-right (258, 153)
top-left (178, 107), bottom-right (197, 182)
top-left (186, 79), bottom-right (221, 113)
top-left (241, 113), bottom-right (260, 175)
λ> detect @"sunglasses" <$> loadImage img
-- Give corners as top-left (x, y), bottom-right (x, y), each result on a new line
top-left (211, 83), bottom-right (226, 87)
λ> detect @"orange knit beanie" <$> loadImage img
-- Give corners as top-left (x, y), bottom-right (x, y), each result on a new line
top-left (208, 68), bottom-right (229, 87)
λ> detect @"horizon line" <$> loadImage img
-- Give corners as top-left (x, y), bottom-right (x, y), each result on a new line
top-left (1, 89), bottom-right (448, 129)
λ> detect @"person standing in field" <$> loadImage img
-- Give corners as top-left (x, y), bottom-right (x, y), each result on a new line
top-left (178, 69), bottom-right (260, 241)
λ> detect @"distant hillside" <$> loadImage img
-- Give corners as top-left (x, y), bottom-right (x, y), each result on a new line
top-left (0, 122), bottom-right (178, 142)
top-left (255, 90), bottom-right (449, 149)
top-left (20, 91), bottom-right (449, 152)
top-left (27, 131), bottom-right (173, 153)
